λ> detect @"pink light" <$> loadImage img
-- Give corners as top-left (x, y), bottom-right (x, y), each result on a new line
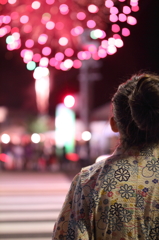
top-left (115, 39), bottom-right (124, 48)
top-left (12, 32), bottom-right (20, 40)
top-left (122, 28), bottom-right (130, 36)
top-left (42, 13), bottom-right (51, 24)
top-left (123, 6), bottom-right (131, 14)
top-left (108, 37), bottom-right (115, 45)
top-left (109, 14), bottom-right (118, 22)
top-left (20, 15), bottom-right (29, 24)
top-left (110, 7), bottom-right (119, 14)
top-left (24, 50), bottom-right (33, 63)
top-left (63, 59), bottom-right (73, 69)
top-left (112, 24), bottom-right (120, 33)
top-left (23, 24), bottom-right (32, 33)
top-left (20, 49), bottom-right (27, 58)
top-left (87, 20), bottom-right (96, 28)
top-left (77, 51), bottom-right (84, 60)
top-left (3, 16), bottom-right (11, 24)
top-left (113, 34), bottom-right (121, 39)
top-left (46, 0), bottom-right (55, 4)
top-left (1, 0), bottom-right (7, 4)
top-left (88, 4), bottom-right (99, 13)
top-left (11, 12), bottom-right (19, 20)
top-left (11, 27), bottom-right (19, 34)
top-left (73, 60), bottom-right (82, 69)
top-left (38, 34), bottom-right (48, 44)
top-left (25, 39), bottom-right (34, 48)
top-left (93, 29), bottom-right (106, 39)
top-left (55, 22), bottom-right (64, 30)
top-left (98, 49), bottom-right (107, 58)
top-left (60, 62), bottom-right (68, 71)
top-left (49, 58), bottom-right (57, 66)
top-left (92, 52), bottom-right (100, 60)
top-left (55, 52), bottom-right (64, 61)
top-left (105, 0), bottom-right (114, 8)
top-left (107, 45), bottom-right (117, 55)
top-left (127, 16), bottom-right (137, 25)
top-left (65, 48), bottom-right (74, 57)
top-left (8, 0), bottom-right (16, 4)
top-left (59, 4), bottom-right (69, 15)
top-left (88, 45), bottom-right (97, 53)
top-left (118, 0), bottom-right (126, 2)
top-left (74, 26), bottom-right (84, 35)
top-left (33, 53), bottom-right (41, 62)
top-left (77, 12), bottom-right (86, 20)
top-left (131, 6), bottom-right (139, 12)
top-left (84, 51), bottom-right (91, 59)
top-left (77, 51), bottom-right (91, 60)
top-left (55, 62), bottom-right (61, 70)
top-left (39, 57), bottom-right (49, 67)
top-left (7, 39), bottom-right (21, 50)
top-left (59, 37), bottom-right (68, 46)
top-left (101, 40), bottom-right (108, 49)
top-left (0, 27), bottom-right (7, 37)
top-left (42, 47), bottom-right (51, 56)
top-left (5, 25), bottom-right (11, 34)
top-left (32, 1), bottom-right (41, 10)
top-left (118, 13), bottom-right (127, 22)
top-left (46, 21), bottom-right (55, 30)
top-left (130, 0), bottom-right (138, 6)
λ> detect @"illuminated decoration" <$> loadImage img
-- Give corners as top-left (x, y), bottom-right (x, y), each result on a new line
top-left (1, 133), bottom-right (10, 144)
top-left (81, 131), bottom-right (91, 141)
top-left (0, 0), bottom-right (140, 72)
top-left (55, 103), bottom-right (75, 153)
top-left (0, 0), bottom-right (140, 113)
top-left (31, 133), bottom-right (41, 143)
top-left (35, 74), bottom-right (50, 114)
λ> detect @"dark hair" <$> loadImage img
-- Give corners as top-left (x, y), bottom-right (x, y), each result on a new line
top-left (112, 73), bottom-right (159, 148)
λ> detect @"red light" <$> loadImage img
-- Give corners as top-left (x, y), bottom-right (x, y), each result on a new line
top-left (64, 95), bottom-right (75, 108)
top-left (66, 153), bottom-right (79, 161)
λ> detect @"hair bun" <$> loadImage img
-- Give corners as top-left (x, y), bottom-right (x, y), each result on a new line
top-left (129, 75), bottom-right (159, 132)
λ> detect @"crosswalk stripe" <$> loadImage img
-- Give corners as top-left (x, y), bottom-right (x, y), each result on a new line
top-left (0, 172), bottom-right (72, 240)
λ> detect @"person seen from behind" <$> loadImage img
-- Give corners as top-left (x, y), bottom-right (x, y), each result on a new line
top-left (52, 73), bottom-right (159, 240)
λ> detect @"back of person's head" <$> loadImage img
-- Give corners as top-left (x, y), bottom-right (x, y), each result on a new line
top-left (112, 73), bottom-right (159, 148)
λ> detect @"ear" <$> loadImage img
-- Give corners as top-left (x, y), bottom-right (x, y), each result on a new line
top-left (110, 116), bottom-right (119, 133)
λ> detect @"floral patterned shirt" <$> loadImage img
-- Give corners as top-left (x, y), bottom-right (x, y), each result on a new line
top-left (52, 145), bottom-right (159, 240)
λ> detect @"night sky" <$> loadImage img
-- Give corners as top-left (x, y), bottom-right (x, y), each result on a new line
top-left (0, 0), bottom-right (159, 116)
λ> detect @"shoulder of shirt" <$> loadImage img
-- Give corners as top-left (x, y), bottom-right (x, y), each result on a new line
top-left (78, 157), bottom-right (108, 185)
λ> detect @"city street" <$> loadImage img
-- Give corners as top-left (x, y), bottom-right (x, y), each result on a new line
top-left (0, 171), bottom-right (72, 240)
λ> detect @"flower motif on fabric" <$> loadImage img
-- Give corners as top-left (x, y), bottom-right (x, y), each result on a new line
top-left (114, 168), bottom-right (130, 182)
top-left (102, 178), bottom-right (117, 192)
top-left (140, 147), bottom-right (153, 157)
top-left (88, 190), bottom-right (99, 213)
top-left (119, 208), bottom-right (132, 223)
top-left (116, 159), bottom-right (131, 170)
top-left (99, 165), bottom-right (115, 180)
top-left (66, 227), bottom-right (75, 240)
top-left (119, 184), bottom-right (135, 199)
top-left (100, 208), bottom-right (109, 223)
top-left (136, 194), bottom-right (144, 208)
top-left (97, 208), bottom-right (109, 230)
top-left (108, 216), bottom-right (123, 231)
top-left (109, 203), bottom-right (124, 217)
top-left (150, 226), bottom-right (159, 240)
top-left (77, 219), bottom-right (87, 233)
top-left (152, 179), bottom-right (158, 184)
top-left (146, 158), bottom-right (159, 172)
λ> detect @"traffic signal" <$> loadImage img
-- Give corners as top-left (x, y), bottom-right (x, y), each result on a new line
top-left (64, 95), bottom-right (75, 108)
